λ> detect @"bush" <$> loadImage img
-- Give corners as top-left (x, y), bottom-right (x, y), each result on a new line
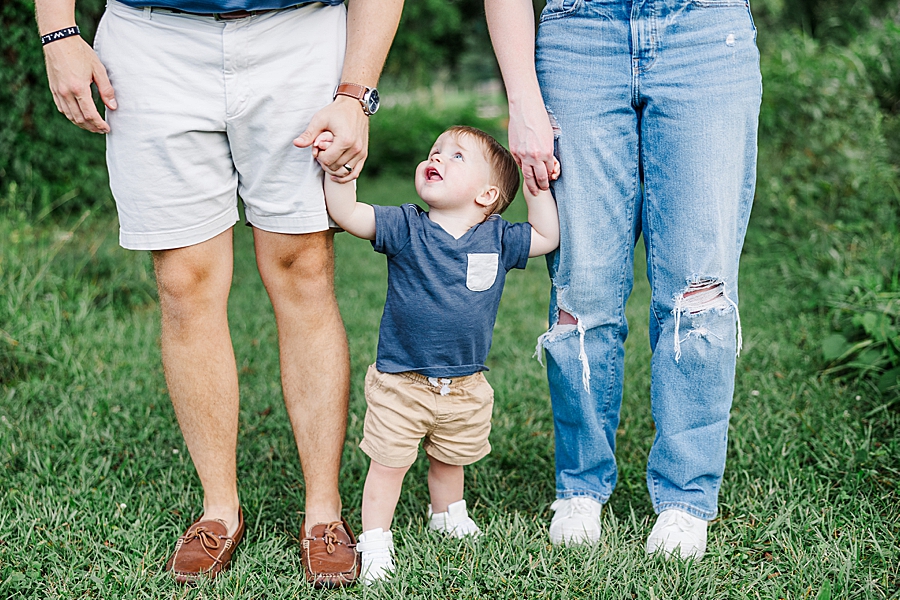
top-left (758, 32), bottom-right (896, 216)
top-left (366, 98), bottom-right (506, 178)
top-left (754, 30), bottom-right (900, 299)
top-left (750, 0), bottom-right (898, 45)
top-left (853, 17), bottom-right (900, 114)
top-left (1, 0), bottom-right (111, 216)
top-left (852, 17), bottom-right (900, 167)
top-left (1, 0), bottom-right (508, 216)
top-left (823, 281), bottom-right (900, 394)
top-left (753, 25), bottom-right (900, 390)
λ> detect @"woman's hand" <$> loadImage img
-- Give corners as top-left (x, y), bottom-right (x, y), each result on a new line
top-left (508, 96), bottom-right (557, 195)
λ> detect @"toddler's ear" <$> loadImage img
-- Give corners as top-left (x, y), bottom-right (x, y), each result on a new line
top-left (475, 186), bottom-right (500, 210)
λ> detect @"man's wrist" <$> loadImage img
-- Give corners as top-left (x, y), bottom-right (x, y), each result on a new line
top-left (331, 94), bottom-right (365, 116)
top-left (333, 82), bottom-right (380, 116)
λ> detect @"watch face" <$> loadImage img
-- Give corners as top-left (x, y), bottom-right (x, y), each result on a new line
top-left (365, 89), bottom-right (380, 115)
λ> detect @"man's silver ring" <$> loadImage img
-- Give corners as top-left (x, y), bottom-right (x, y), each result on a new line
top-left (342, 164), bottom-right (353, 174)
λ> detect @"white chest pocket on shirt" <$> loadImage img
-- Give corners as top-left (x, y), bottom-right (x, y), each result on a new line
top-left (466, 253), bottom-right (499, 292)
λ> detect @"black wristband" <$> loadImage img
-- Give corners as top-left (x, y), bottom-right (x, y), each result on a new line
top-left (41, 26), bottom-right (80, 46)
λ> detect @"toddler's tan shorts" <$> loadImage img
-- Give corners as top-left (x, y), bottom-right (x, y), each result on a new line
top-left (360, 364), bottom-right (494, 469)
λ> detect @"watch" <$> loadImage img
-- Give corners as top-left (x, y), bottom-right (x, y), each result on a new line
top-left (334, 83), bottom-right (380, 116)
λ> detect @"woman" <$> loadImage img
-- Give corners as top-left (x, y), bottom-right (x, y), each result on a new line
top-left (486, 0), bottom-right (761, 559)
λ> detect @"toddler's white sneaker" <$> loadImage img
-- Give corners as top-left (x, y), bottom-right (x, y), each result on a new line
top-left (357, 528), bottom-right (395, 585)
top-left (645, 509), bottom-right (707, 560)
top-left (549, 497), bottom-right (603, 546)
top-left (427, 499), bottom-right (481, 538)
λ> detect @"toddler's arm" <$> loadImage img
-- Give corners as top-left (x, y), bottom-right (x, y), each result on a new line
top-left (526, 158), bottom-right (560, 257)
top-left (316, 132), bottom-right (376, 240)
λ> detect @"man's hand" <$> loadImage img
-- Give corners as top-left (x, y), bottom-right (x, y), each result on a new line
top-left (294, 95), bottom-right (369, 183)
top-left (294, 0), bottom-right (402, 182)
top-left (43, 36), bottom-right (116, 133)
top-left (508, 96), bottom-right (556, 196)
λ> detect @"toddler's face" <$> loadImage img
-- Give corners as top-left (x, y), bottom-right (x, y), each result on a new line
top-left (415, 132), bottom-right (494, 211)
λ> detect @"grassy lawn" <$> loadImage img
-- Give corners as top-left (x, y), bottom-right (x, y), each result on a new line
top-left (1, 175), bottom-right (898, 599)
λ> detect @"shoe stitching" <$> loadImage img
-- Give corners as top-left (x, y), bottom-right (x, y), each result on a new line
top-left (167, 512), bottom-right (245, 583)
top-left (302, 521), bottom-right (359, 581)
top-left (304, 522), bottom-right (357, 548)
top-left (181, 526), bottom-right (228, 564)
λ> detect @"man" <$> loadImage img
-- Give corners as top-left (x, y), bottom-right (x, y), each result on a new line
top-left (36, 0), bottom-right (402, 586)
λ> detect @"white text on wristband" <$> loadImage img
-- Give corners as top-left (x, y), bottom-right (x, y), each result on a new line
top-left (41, 26), bottom-right (81, 46)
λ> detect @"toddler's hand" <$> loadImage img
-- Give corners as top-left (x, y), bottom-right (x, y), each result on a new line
top-left (312, 131), bottom-right (335, 160)
top-left (549, 157), bottom-right (561, 181)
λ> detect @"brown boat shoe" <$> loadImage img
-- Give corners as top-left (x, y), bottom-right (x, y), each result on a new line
top-left (300, 518), bottom-right (360, 588)
top-left (164, 509), bottom-right (245, 584)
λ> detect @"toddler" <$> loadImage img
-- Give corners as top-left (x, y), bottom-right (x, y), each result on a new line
top-left (317, 126), bottom-right (559, 584)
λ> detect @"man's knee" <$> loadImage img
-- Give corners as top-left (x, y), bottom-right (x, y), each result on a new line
top-left (153, 252), bottom-right (231, 320)
top-left (257, 230), bottom-right (336, 299)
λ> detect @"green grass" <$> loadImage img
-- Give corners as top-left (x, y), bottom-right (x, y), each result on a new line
top-left (1, 176), bottom-right (898, 599)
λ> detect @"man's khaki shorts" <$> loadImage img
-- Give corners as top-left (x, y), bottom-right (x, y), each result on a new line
top-left (360, 365), bottom-right (495, 469)
top-left (94, 1), bottom-right (346, 250)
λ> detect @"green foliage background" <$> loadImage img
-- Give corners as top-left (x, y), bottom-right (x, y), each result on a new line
top-left (0, 0), bottom-right (506, 212)
top-left (2, 1), bottom-right (900, 383)
top-left (1, 0), bottom-right (107, 214)
top-left (751, 9), bottom-right (900, 390)
top-left (0, 2), bottom-right (899, 596)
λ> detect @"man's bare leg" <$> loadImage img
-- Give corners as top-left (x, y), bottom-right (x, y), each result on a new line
top-left (153, 229), bottom-right (241, 536)
top-left (253, 228), bottom-right (349, 530)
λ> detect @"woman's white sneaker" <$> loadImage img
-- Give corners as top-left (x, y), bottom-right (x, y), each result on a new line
top-left (645, 509), bottom-right (707, 560)
top-left (357, 528), bottom-right (395, 585)
top-left (427, 499), bottom-right (481, 538)
top-left (548, 497), bottom-right (603, 546)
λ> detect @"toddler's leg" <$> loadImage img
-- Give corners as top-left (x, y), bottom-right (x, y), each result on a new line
top-left (362, 460), bottom-right (409, 532)
top-left (358, 460), bottom-right (408, 585)
top-left (427, 456), bottom-right (464, 513)
top-left (426, 456), bottom-right (480, 538)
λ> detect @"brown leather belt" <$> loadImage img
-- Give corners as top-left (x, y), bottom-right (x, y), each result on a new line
top-left (157, 6), bottom-right (282, 20)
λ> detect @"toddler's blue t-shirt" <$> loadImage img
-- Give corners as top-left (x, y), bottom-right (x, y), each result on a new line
top-left (372, 204), bottom-right (532, 378)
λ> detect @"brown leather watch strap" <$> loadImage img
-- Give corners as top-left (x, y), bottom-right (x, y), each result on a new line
top-left (334, 83), bottom-right (367, 101)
